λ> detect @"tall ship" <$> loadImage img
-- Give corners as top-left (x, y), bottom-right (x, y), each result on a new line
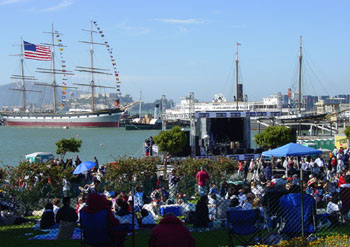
top-left (1, 21), bottom-right (123, 127)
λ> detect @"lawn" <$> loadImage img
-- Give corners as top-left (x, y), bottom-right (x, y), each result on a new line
top-left (0, 223), bottom-right (229, 247)
top-left (2, 222), bottom-right (350, 247)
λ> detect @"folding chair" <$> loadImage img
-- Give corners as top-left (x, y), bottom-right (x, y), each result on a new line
top-left (279, 193), bottom-right (316, 239)
top-left (340, 187), bottom-right (350, 223)
top-left (80, 209), bottom-right (132, 247)
top-left (226, 209), bottom-right (261, 247)
top-left (262, 189), bottom-right (287, 231)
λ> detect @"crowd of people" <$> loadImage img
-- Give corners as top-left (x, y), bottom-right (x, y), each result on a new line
top-left (3, 145), bottom-right (350, 245)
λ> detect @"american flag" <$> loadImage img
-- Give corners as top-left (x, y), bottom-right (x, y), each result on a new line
top-left (23, 41), bottom-right (51, 61)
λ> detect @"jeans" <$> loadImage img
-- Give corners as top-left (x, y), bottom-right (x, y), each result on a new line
top-left (198, 185), bottom-right (207, 196)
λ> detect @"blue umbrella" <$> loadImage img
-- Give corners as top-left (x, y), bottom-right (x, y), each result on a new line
top-left (73, 161), bottom-right (96, 175)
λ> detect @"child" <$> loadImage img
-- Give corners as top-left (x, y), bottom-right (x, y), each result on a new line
top-left (326, 195), bottom-right (340, 226)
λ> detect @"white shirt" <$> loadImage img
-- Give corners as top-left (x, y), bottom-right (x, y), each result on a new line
top-left (315, 158), bottom-right (324, 168)
top-left (53, 205), bottom-right (60, 216)
top-left (326, 202), bottom-right (339, 214)
top-left (301, 162), bottom-right (309, 171)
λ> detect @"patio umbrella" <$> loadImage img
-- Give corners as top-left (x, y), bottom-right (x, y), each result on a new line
top-left (73, 161), bottom-right (96, 175)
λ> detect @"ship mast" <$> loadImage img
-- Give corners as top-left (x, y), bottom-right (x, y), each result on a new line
top-left (75, 20), bottom-right (115, 112)
top-left (36, 24), bottom-right (75, 114)
top-left (139, 90), bottom-right (142, 118)
top-left (20, 39), bottom-right (26, 110)
top-left (9, 37), bottom-right (40, 112)
top-left (235, 42), bottom-right (240, 110)
top-left (298, 36), bottom-right (303, 114)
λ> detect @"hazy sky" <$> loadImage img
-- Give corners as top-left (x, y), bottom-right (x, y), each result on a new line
top-left (0, 0), bottom-right (349, 103)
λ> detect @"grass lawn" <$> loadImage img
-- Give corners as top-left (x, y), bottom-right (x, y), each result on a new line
top-left (0, 223), bottom-right (229, 247)
top-left (2, 222), bottom-right (350, 247)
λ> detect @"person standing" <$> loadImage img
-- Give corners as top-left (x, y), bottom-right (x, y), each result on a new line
top-left (94, 157), bottom-right (99, 170)
top-left (75, 155), bottom-right (81, 166)
top-left (265, 162), bottom-right (272, 181)
top-left (237, 160), bottom-right (243, 179)
top-left (149, 136), bottom-right (154, 156)
top-left (196, 167), bottom-right (210, 196)
top-left (144, 139), bottom-right (150, 157)
top-left (283, 158), bottom-right (289, 177)
top-left (168, 169), bottom-right (180, 202)
top-left (243, 160), bottom-right (249, 181)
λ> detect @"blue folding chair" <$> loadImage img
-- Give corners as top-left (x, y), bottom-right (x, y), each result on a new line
top-left (226, 209), bottom-right (261, 247)
top-left (279, 193), bottom-right (316, 239)
top-left (80, 209), bottom-right (132, 247)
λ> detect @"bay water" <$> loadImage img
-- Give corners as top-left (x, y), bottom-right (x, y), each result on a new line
top-left (0, 126), bottom-right (160, 166)
top-left (0, 126), bottom-right (259, 166)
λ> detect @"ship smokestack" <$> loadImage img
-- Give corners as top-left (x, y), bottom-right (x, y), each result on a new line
top-left (154, 104), bottom-right (160, 119)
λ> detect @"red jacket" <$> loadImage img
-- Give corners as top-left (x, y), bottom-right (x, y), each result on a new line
top-left (148, 216), bottom-right (195, 247)
top-left (339, 176), bottom-right (346, 188)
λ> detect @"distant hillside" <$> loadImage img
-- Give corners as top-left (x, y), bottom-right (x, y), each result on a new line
top-left (0, 83), bottom-right (175, 113)
top-left (0, 83), bottom-right (84, 109)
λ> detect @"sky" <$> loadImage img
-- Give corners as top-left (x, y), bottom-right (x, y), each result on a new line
top-left (0, 0), bottom-right (350, 104)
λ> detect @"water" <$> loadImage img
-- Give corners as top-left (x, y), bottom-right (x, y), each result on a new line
top-left (0, 126), bottom-right (260, 166)
top-left (0, 126), bottom-right (160, 166)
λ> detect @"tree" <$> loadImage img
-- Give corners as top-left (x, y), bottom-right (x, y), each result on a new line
top-left (154, 126), bottom-right (187, 155)
top-left (344, 126), bottom-right (350, 140)
top-left (153, 126), bottom-right (187, 176)
top-left (55, 138), bottom-right (82, 160)
top-left (255, 125), bottom-right (296, 149)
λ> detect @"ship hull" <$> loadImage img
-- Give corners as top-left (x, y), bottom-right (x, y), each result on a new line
top-left (2, 110), bottom-right (122, 128)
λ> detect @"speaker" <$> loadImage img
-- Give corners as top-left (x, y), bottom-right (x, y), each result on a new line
top-left (234, 141), bottom-right (240, 149)
top-left (230, 141), bottom-right (235, 149)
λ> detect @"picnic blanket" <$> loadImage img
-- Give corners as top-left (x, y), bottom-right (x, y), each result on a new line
top-left (29, 228), bottom-right (81, 240)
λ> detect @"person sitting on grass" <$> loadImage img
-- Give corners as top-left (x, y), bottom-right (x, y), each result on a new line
top-left (148, 212), bottom-right (195, 247)
top-left (56, 197), bottom-right (78, 240)
top-left (193, 195), bottom-right (209, 228)
top-left (40, 203), bottom-right (56, 229)
top-left (140, 208), bottom-right (156, 226)
top-left (115, 198), bottom-right (139, 229)
top-left (326, 195), bottom-right (340, 226)
top-left (52, 198), bottom-right (60, 221)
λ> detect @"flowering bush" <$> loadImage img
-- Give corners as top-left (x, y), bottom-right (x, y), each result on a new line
top-left (251, 235), bottom-right (350, 247)
top-left (104, 156), bottom-right (159, 193)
